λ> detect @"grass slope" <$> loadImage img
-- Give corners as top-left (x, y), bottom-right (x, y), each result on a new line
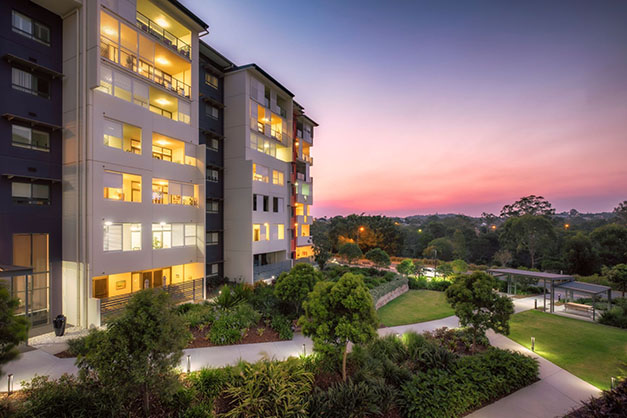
top-left (509, 310), bottom-right (627, 390)
top-left (378, 290), bottom-right (455, 327)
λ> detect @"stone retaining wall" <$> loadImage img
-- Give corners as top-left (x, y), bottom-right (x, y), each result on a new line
top-left (374, 284), bottom-right (409, 310)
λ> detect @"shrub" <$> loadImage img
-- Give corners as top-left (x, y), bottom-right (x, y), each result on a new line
top-left (408, 276), bottom-right (428, 289)
top-left (187, 366), bottom-right (237, 406)
top-left (338, 243), bottom-right (363, 263)
top-left (567, 378), bottom-right (627, 417)
top-left (270, 314), bottom-right (294, 340)
top-left (599, 306), bottom-right (627, 329)
top-left (427, 278), bottom-right (451, 291)
top-left (275, 263), bottom-right (322, 316)
top-left (212, 285), bottom-right (247, 310)
top-left (369, 276), bottom-right (408, 305)
top-left (365, 248), bottom-right (391, 268)
top-left (15, 375), bottom-right (115, 418)
top-left (222, 358), bottom-right (313, 418)
top-left (208, 304), bottom-right (260, 345)
top-left (400, 348), bottom-right (538, 417)
top-left (250, 282), bottom-right (280, 317)
top-left (179, 303), bottom-right (216, 329)
top-left (308, 379), bottom-right (396, 418)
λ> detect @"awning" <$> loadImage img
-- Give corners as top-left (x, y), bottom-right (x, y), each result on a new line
top-left (2, 173), bottom-right (61, 182)
top-left (4, 54), bottom-right (63, 78)
top-left (554, 281), bottom-right (611, 295)
top-left (200, 128), bottom-right (224, 140)
top-left (2, 113), bottom-right (62, 131)
top-left (202, 63), bottom-right (224, 77)
top-left (0, 264), bottom-right (33, 278)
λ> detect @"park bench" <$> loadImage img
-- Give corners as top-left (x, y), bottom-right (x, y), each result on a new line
top-left (564, 302), bottom-right (594, 316)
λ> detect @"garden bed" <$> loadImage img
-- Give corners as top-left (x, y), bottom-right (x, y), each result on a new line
top-left (186, 320), bottom-right (282, 348)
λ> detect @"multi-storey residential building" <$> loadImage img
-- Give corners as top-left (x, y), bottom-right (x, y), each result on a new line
top-left (0, 0), bottom-right (63, 333)
top-left (59, 0), bottom-right (208, 328)
top-left (198, 41), bottom-right (233, 283)
top-left (224, 65), bottom-right (296, 283)
top-left (291, 103), bottom-right (317, 262)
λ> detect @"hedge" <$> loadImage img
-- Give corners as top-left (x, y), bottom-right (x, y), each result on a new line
top-left (370, 276), bottom-right (408, 305)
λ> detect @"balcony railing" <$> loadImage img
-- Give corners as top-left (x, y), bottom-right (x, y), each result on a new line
top-left (100, 35), bottom-right (191, 99)
top-left (136, 11), bottom-right (191, 60)
top-left (253, 260), bottom-right (292, 282)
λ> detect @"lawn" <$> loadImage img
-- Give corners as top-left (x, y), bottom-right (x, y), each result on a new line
top-left (508, 310), bottom-right (627, 390)
top-left (378, 290), bottom-right (455, 327)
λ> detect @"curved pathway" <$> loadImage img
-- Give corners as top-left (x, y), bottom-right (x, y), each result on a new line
top-left (2, 296), bottom-right (601, 417)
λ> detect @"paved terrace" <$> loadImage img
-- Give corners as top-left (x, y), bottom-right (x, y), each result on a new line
top-left (3, 296), bottom-right (601, 417)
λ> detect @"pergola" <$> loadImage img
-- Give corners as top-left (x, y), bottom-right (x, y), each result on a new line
top-left (486, 268), bottom-right (611, 315)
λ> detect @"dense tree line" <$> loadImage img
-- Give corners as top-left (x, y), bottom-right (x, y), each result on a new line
top-left (312, 196), bottom-right (627, 275)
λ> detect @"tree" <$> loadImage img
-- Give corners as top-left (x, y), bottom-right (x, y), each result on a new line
top-left (436, 262), bottom-right (453, 277)
top-left (493, 249), bottom-right (513, 267)
top-left (274, 263), bottom-right (322, 316)
top-left (365, 248), bottom-right (391, 268)
top-left (300, 273), bottom-right (378, 381)
top-left (500, 214), bottom-right (555, 268)
top-left (590, 224), bottom-right (627, 267)
top-left (338, 242), bottom-right (363, 264)
top-left (451, 259), bottom-right (469, 274)
top-left (423, 237), bottom-right (454, 261)
top-left (396, 259), bottom-right (416, 276)
top-left (312, 219), bottom-right (332, 270)
top-left (75, 290), bottom-right (190, 415)
top-left (445, 272), bottom-right (514, 353)
top-left (563, 233), bottom-right (599, 275)
top-left (613, 201), bottom-right (627, 226)
top-left (313, 247), bottom-right (331, 270)
top-left (0, 284), bottom-right (29, 377)
top-left (603, 264), bottom-right (627, 298)
top-left (500, 195), bottom-right (555, 218)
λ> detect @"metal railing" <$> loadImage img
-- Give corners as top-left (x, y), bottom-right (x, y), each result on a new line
top-left (100, 279), bottom-right (203, 322)
top-left (136, 11), bottom-right (191, 60)
top-left (100, 35), bottom-right (191, 99)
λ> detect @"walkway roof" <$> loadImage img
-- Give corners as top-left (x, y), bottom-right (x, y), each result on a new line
top-left (487, 268), bottom-right (574, 281)
top-left (554, 281), bottom-right (611, 295)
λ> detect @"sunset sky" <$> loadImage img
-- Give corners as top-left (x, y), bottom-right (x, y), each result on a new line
top-left (185, 0), bottom-right (627, 217)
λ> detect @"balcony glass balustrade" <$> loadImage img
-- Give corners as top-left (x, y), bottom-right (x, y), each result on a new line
top-left (136, 11), bottom-right (191, 60)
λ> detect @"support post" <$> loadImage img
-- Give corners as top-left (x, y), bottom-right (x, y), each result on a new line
top-left (608, 289), bottom-right (612, 311)
top-left (543, 279), bottom-right (546, 312)
top-left (550, 281), bottom-right (555, 313)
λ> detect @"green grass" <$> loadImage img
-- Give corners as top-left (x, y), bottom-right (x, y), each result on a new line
top-left (377, 290), bottom-right (455, 327)
top-left (508, 310), bottom-right (627, 390)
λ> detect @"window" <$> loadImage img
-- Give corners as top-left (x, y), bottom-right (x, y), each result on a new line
top-left (252, 163), bottom-right (269, 183)
top-left (273, 197), bottom-right (279, 213)
top-left (205, 72), bottom-right (218, 88)
top-left (208, 138), bottom-right (219, 151)
top-left (185, 224), bottom-right (196, 246)
top-left (103, 118), bottom-right (141, 154)
top-left (208, 263), bottom-right (219, 277)
top-left (12, 182), bottom-right (50, 205)
top-left (277, 224), bottom-right (285, 240)
top-left (207, 200), bottom-right (219, 213)
top-left (207, 168), bottom-right (219, 183)
top-left (103, 223), bottom-right (141, 251)
top-left (12, 11), bottom-right (50, 45)
top-left (12, 233), bottom-right (49, 323)
top-left (12, 68), bottom-right (50, 98)
top-left (12, 125), bottom-right (50, 151)
top-left (253, 224), bottom-right (261, 242)
top-left (178, 100), bottom-right (191, 125)
top-left (253, 194), bottom-right (257, 211)
top-left (250, 133), bottom-right (278, 158)
top-left (301, 224), bottom-right (310, 237)
top-left (206, 232), bottom-right (218, 245)
top-left (152, 145), bottom-right (172, 161)
top-left (97, 66), bottom-right (152, 111)
top-left (152, 223), bottom-right (172, 249)
top-left (205, 104), bottom-right (219, 119)
top-left (263, 195), bottom-right (269, 212)
top-left (272, 170), bottom-right (284, 186)
top-left (103, 170), bottom-right (141, 202)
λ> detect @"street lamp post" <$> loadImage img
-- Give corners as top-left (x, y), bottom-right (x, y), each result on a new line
top-left (434, 248), bottom-right (438, 272)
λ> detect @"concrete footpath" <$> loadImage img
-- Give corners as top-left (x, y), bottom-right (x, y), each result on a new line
top-left (2, 296), bottom-right (602, 417)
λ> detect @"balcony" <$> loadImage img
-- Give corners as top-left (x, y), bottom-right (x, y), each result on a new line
top-left (253, 260), bottom-right (292, 282)
top-left (136, 11), bottom-right (190, 60)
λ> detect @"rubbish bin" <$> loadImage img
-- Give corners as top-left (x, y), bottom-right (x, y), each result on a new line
top-left (53, 314), bottom-right (67, 337)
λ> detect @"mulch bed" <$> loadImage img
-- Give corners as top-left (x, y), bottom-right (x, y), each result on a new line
top-left (186, 321), bottom-right (282, 348)
top-left (54, 350), bottom-right (75, 358)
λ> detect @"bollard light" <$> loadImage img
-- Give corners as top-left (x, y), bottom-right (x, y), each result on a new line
top-left (534, 299), bottom-right (537, 309)
top-left (611, 377), bottom-right (616, 389)
top-left (186, 354), bottom-right (191, 373)
top-left (531, 337), bottom-right (535, 352)
top-left (7, 373), bottom-right (13, 395)
top-left (303, 343), bottom-right (306, 356)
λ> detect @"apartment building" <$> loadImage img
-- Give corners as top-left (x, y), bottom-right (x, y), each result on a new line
top-left (0, 0), bottom-right (63, 332)
top-left (291, 103), bottom-right (317, 262)
top-left (198, 41), bottom-right (233, 282)
top-left (1, 0), bottom-right (317, 332)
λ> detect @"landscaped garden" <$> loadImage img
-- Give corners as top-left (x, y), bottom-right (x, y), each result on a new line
top-left (508, 309), bottom-right (627, 390)
top-left (378, 290), bottom-right (455, 327)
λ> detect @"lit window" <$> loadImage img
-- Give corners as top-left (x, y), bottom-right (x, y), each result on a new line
top-left (253, 224), bottom-right (261, 242)
top-left (301, 224), bottom-right (310, 237)
top-left (12, 125), bottom-right (49, 152)
top-left (277, 224), bottom-right (285, 240)
top-left (272, 170), bottom-right (284, 186)
top-left (252, 163), bottom-right (269, 183)
top-left (205, 72), bottom-right (218, 88)
top-left (11, 182), bottom-right (50, 205)
top-left (103, 223), bottom-right (141, 251)
top-left (152, 223), bottom-right (172, 249)
top-left (12, 10), bottom-right (50, 45)
top-left (103, 118), bottom-right (141, 154)
top-left (103, 170), bottom-right (142, 202)
top-left (185, 224), bottom-right (196, 246)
